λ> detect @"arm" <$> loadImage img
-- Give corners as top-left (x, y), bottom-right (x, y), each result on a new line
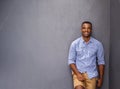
top-left (97, 42), bottom-right (105, 87)
top-left (68, 42), bottom-right (85, 81)
top-left (70, 63), bottom-right (85, 81)
top-left (70, 63), bottom-right (80, 75)
top-left (97, 64), bottom-right (105, 87)
top-left (98, 64), bottom-right (105, 79)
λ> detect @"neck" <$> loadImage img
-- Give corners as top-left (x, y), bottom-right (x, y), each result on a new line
top-left (82, 36), bottom-right (91, 42)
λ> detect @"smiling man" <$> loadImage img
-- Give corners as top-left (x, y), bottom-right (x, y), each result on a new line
top-left (68, 21), bottom-right (105, 89)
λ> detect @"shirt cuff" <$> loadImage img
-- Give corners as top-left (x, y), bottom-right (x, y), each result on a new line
top-left (68, 59), bottom-right (75, 65)
top-left (98, 61), bottom-right (105, 65)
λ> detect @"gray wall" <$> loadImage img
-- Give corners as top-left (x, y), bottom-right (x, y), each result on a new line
top-left (110, 0), bottom-right (120, 88)
top-left (0, 0), bottom-right (109, 89)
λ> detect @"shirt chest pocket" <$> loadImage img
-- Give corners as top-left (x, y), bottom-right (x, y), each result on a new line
top-left (89, 47), bottom-right (97, 56)
top-left (76, 50), bottom-right (84, 57)
top-left (76, 47), bottom-right (97, 58)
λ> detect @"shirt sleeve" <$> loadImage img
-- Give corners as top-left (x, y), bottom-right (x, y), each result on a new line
top-left (97, 42), bottom-right (105, 65)
top-left (68, 42), bottom-right (76, 65)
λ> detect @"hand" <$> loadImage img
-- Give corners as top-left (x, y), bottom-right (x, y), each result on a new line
top-left (97, 78), bottom-right (103, 88)
top-left (76, 73), bottom-right (85, 81)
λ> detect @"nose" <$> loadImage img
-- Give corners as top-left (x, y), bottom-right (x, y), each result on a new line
top-left (84, 28), bottom-right (89, 31)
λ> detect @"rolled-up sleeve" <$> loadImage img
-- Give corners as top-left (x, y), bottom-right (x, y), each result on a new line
top-left (68, 42), bottom-right (76, 65)
top-left (97, 42), bottom-right (105, 65)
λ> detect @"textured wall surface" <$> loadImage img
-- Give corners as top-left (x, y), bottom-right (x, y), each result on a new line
top-left (110, 0), bottom-right (120, 89)
top-left (0, 0), bottom-right (109, 89)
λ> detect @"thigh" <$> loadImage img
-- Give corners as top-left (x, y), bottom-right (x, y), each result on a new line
top-left (72, 73), bottom-right (85, 89)
top-left (85, 78), bottom-right (97, 89)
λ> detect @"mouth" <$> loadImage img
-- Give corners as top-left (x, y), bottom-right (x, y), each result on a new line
top-left (84, 32), bottom-right (89, 35)
top-left (83, 32), bottom-right (91, 36)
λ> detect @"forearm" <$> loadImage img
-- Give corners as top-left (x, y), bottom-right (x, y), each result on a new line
top-left (69, 63), bottom-right (81, 75)
top-left (98, 64), bottom-right (105, 79)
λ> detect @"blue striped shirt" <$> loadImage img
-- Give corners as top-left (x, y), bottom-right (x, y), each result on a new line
top-left (68, 36), bottom-right (105, 79)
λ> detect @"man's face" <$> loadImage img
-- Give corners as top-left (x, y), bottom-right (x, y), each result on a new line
top-left (81, 23), bottom-right (92, 37)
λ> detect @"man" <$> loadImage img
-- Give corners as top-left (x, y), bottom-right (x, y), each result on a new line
top-left (68, 21), bottom-right (105, 89)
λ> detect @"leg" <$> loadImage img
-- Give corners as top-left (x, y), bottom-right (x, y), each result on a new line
top-left (72, 72), bottom-right (85, 89)
top-left (75, 85), bottom-right (85, 89)
top-left (81, 73), bottom-right (97, 89)
top-left (85, 78), bottom-right (97, 89)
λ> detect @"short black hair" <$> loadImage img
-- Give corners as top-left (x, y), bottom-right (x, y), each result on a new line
top-left (81, 21), bottom-right (92, 30)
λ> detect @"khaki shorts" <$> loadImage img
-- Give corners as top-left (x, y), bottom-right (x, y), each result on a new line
top-left (72, 72), bottom-right (98, 89)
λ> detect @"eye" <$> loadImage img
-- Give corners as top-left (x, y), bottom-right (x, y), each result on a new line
top-left (82, 27), bottom-right (85, 29)
top-left (88, 27), bottom-right (91, 30)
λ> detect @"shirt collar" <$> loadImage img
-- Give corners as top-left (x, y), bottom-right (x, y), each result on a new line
top-left (80, 36), bottom-right (93, 44)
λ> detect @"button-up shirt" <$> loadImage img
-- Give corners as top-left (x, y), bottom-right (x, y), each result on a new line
top-left (68, 36), bottom-right (105, 79)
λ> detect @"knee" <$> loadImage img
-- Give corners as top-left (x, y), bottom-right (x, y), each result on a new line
top-left (75, 85), bottom-right (85, 89)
